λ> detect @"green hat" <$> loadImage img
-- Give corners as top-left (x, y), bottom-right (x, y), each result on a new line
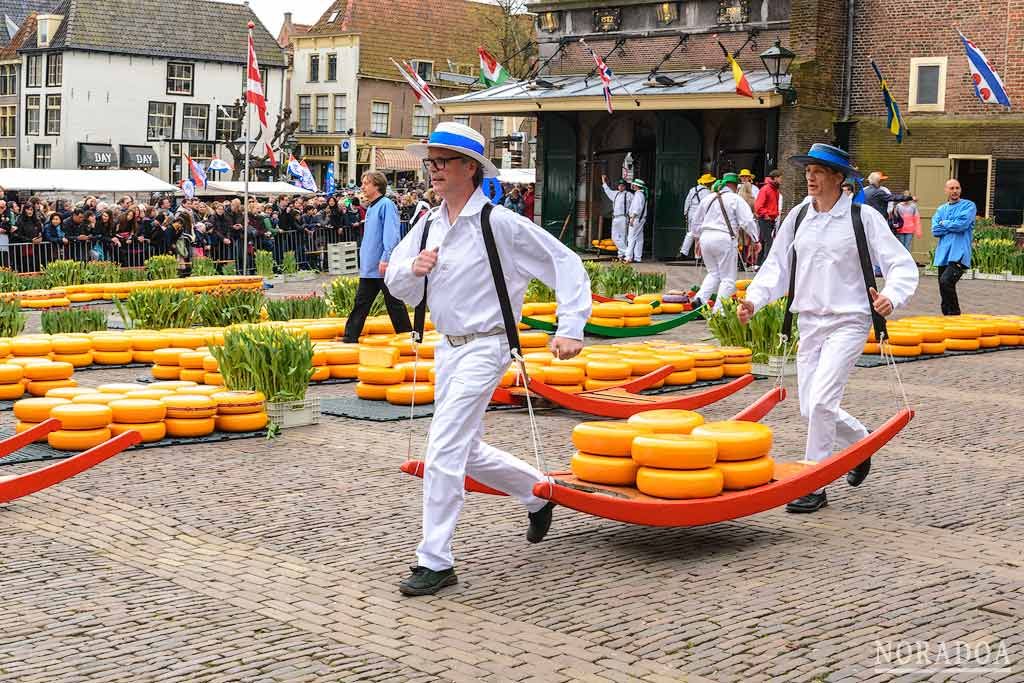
top-left (631, 178), bottom-right (647, 190)
top-left (616, 178), bottom-right (628, 186)
top-left (721, 172), bottom-right (740, 184)
top-left (712, 179), bottom-right (725, 192)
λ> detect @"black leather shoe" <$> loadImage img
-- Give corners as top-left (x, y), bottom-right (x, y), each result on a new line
top-left (847, 457), bottom-right (872, 487)
top-left (526, 502), bottom-right (555, 543)
top-left (785, 491), bottom-right (828, 513)
top-left (398, 566), bottom-right (457, 596)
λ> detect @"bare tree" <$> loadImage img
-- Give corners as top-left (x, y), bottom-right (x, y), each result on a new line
top-left (222, 96), bottom-right (300, 180)
top-left (478, 0), bottom-right (536, 79)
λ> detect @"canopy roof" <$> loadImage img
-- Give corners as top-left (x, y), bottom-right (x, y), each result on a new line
top-left (0, 168), bottom-right (179, 193)
top-left (200, 181), bottom-right (313, 197)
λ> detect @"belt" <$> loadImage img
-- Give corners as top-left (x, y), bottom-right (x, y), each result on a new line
top-left (613, 214), bottom-right (626, 218)
top-left (444, 328), bottom-right (504, 347)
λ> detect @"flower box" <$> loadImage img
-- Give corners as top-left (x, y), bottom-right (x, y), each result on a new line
top-left (753, 356), bottom-right (798, 378)
top-left (267, 396), bottom-right (321, 429)
top-left (973, 271), bottom-right (1006, 281)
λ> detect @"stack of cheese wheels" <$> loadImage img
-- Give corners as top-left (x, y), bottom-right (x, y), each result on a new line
top-left (130, 332), bottom-right (171, 365)
top-left (356, 345), bottom-right (405, 401)
top-left (151, 347), bottom-right (187, 380)
top-left (51, 335), bottom-right (94, 367)
top-left (866, 327), bottom-right (922, 358)
top-left (690, 421), bottom-right (775, 491)
top-left (0, 362), bottom-right (25, 400)
top-left (212, 391), bottom-right (268, 433)
top-left (108, 398), bottom-right (167, 443)
top-left (569, 421), bottom-right (653, 486)
top-left (322, 342), bottom-right (360, 381)
top-left (632, 433), bottom-right (723, 499)
top-left (176, 350), bottom-right (210, 384)
top-left (89, 332), bottom-right (134, 365)
top-left (13, 396), bottom-right (70, 442)
top-left (21, 360), bottom-right (77, 397)
top-left (201, 354), bottom-right (223, 386)
top-left (688, 348), bottom-right (726, 381)
top-left (719, 346), bottom-right (753, 376)
top-left (161, 394), bottom-right (217, 437)
top-left (47, 401), bottom-right (114, 451)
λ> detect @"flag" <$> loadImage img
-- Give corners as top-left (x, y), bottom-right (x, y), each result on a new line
top-left (870, 60), bottom-right (908, 143)
top-left (478, 47), bottom-right (510, 87)
top-left (580, 40), bottom-right (614, 114)
top-left (186, 155), bottom-right (207, 188)
top-left (299, 160), bottom-right (318, 192)
top-left (4, 15), bottom-right (18, 40)
top-left (324, 162), bottom-right (336, 195)
top-left (246, 23), bottom-right (277, 166)
top-left (286, 154), bottom-right (304, 179)
top-left (208, 156), bottom-right (232, 173)
top-left (180, 178), bottom-right (196, 199)
top-left (958, 31), bottom-right (1011, 107)
top-left (719, 42), bottom-right (752, 98)
top-left (392, 58), bottom-right (437, 115)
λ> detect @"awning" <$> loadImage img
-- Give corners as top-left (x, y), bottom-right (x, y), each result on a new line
top-left (375, 148), bottom-right (421, 172)
top-left (201, 181), bottom-right (313, 197)
top-left (78, 143), bottom-right (116, 168)
top-left (498, 168), bottom-right (535, 185)
top-left (0, 168), bottom-right (178, 193)
top-left (120, 145), bottom-right (159, 169)
top-left (436, 70), bottom-right (791, 114)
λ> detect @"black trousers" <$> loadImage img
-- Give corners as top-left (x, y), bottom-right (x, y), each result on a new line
top-left (756, 218), bottom-right (776, 266)
top-left (342, 277), bottom-right (412, 342)
top-left (937, 263), bottom-right (965, 316)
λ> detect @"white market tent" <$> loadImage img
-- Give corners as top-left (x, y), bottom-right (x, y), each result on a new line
top-left (201, 181), bottom-right (313, 196)
top-left (498, 168), bottom-right (535, 185)
top-left (0, 168), bottom-right (179, 193)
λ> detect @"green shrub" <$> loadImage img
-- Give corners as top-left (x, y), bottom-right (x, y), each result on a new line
top-left (0, 299), bottom-right (26, 336)
top-left (41, 307), bottom-right (108, 334)
top-left (265, 294), bottom-right (330, 321)
top-left (221, 262), bottom-right (238, 276)
top-left (194, 288), bottom-right (266, 327)
top-left (0, 268), bottom-right (22, 293)
top-left (326, 276), bottom-right (386, 317)
top-left (972, 239), bottom-right (1016, 274)
top-left (706, 297), bottom-right (799, 363)
top-left (43, 260), bottom-right (85, 288)
top-left (145, 255), bottom-right (179, 281)
top-left (281, 251), bottom-right (298, 275)
top-left (190, 257), bottom-right (217, 277)
top-left (211, 325), bottom-right (314, 402)
top-left (115, 288), bottom-right (198, 330)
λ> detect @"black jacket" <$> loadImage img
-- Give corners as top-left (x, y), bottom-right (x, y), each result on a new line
top-left (863, 186), bottom-right (912, 224)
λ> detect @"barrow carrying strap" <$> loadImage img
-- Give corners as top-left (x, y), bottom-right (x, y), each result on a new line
top-left (479, 203), bottom-right (522, 357)
top-left (714, 192), bottom-right (736, 239)
top-left (412, 215), bottom-right (434, 343)
top-left (781, 204), bottom-right (810, 342)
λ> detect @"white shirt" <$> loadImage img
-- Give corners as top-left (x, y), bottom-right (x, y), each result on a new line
top-left (684, 185), bottom-right (709, 227)
top-left (385, 188), bottom-right (592, 340)
top-left (742, 182), bottom-right (760, 200)
top-left (746, 193), bottom-right (918, 317)
top-left (601, 183), bottom-right (631, 217)
top-left (628, 191), bottom-right (646, 224)
top-left (691, 187), bottom-right (759, 241)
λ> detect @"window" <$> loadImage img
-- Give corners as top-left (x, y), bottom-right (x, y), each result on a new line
top-left (908, 57), bottom-right (947, 112)
top-left (216, 104), bottom-right (242, 141)
top-left (25, 94), bottom-right (39, 135)
top-left (315, 95), bottom-right (329, 133)
top-left (370, 101), bottom-right (390, 135)
top-left (412, 105), bottom-right (430, 137)
top-left (147, 102), bottom-right (175, 140)
top-left (46, 53), bottom-right (62, 87)
top-left (491, 117), bottom-right (505, 139)
top-left (453, 115), bottom-right (470, 126)
top-left (189, 142), bottom-right (214, 161)
top-left (182, 103), bottom-right (209, 140)
top-left (298, 95), bottom-right (311, 132)
top-left (326, 53), bottom-right (338, 81)
top-left (166, 62), bottom-right (194, 95)
top-left (308, 54), bottom-right (320, 82)
top-left (411, 60), bottom-right (433, 82)
top-left (44, 94), bottom-right (60, 135)
top-left (0, 147), bottom-right (14, 168)
top-left (33, 143), bottom-right (50, 169)
top-left (0, 106), bottom-right (14, 137)
top-left (333, 94), bottom-right (347, 133)
top-left (328, 10), bottom-right (339, 22)
top-left (0, 65), bottom-right (15, 95)
top-left (26, 54), bottom-right (41, 88)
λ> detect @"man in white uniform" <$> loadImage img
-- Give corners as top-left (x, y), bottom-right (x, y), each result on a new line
top-left (624, 178), bottom-right (648, 262)
top-left (386, 122), bottom-right (592, 595)
top-left (690, 173), bottom-right (761, 312)
top-left (600, 175), bottom-right (632, 259)
top-left (679, 173), bottom-right (715, 257)
top-left (738, 144), bottom-right (918, 513)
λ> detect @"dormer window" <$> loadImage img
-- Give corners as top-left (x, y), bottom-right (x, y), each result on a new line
top-left (36, 14), bottom-right (63, 47)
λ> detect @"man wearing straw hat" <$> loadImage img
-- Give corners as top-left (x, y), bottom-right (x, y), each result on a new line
top-left (624, 178), bottom-right (648, 262)
top-left (737, 144), bottom-right (918, 513)
top-left (601, 174), bottom-right (632, 259)
top-left (680, 173), bottom-right (716, 257)
top-left (386, 122), bottom-right (592, 596)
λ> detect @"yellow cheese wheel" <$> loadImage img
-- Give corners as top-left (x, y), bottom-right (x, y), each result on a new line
top-left (944, 338), bottom-right (980, 351)
top-left (128, 389), bottom-right (174, 401)
top-left (714, 455), bottom-right (775, 490)
top-left (631, 434), bottom-right (718, 469)
top-left (358, 345), bottom-right (400, 368)
top-left (178, 368), bottom-right (208, 384)
top-left (723, 362), bottom-right (752, 377)
top-left (15, 421), bottom-right (48, 442)
top-left (309, 366), bottom-right (331, 382)
top-left (356, 381), bottom-right (390, 400)
top-left (539, 365), bottom-right (583, 386)
top-left (45, 387), bottom-right (96, 400)
top-left (1000, 334), bottom-right (1021, 346)
top-left (719, 347), bottom-right (753, 363)
top-left (0, 382), bottom-right (25, 400)
top-left (909, 326), bottom-right (946, 343)
top-left (153, 348), bottom-right (187, 366)
top-left (151, 365), bottom-right (182, 380)
top-left (621, 304), bottom-right (653, 318)
top-left (51, 403), bottom-right (113, 430)
top-left (920, 341), bottom-right (946, 354)
top-left (588, 317), bottom-right (625, 327)
top-left (663, 370), bottom-right (698, 386)
top-left (694, 365), bottom-right (725, 381)
top-left (627, 409), bottom-right (704, 434)
top-left (177, 351), bottom-right (208, 369)
top-left (23, 362), bottom-right (74, 381)
top-left (690, 421), bottom-right (773, 461)
top-left (395, 361), bottom-right (433, 382)
top-left (523, 351), bottom-right (554, 365)
top-left (215, 411), bottom-right (269, 433)
top-left (99, 383), bottom-right (146, 394)
top-left (14, 396), bottom-right (71, 422)
top-left (5, 357), bottom-right (51, 367)
top-left (863, 342), bottom-right (881, 355)
top-left (519, 331), bottom-right (550, 348)
top-left (48, 427), bottom-right (112, 451)
top-left (620, 357), bottom-right (660, 376)
top-left (386, 382), bottom-right (435, 405)
top-left (691, 350), bottom-right (725, 367)
top-left (653, 353), bottom-right (695, 371)
top-left (201, 355), bottom-right (220, 372)
top-left (590, 302), bottom-right (625, 317)
top-left (571, 452), bottom-right (639, 485)
top-left (0, 363), bottom-right (24, 383)
top-left (204, 372), bottom-right (224, 386)
top-left (92, 350), bottom-right (133, 366)
top-left (11, 338), bottom-right (52, 356)
top-left (306, 323), bottom-right (341, 340)
top-left (131, 350), bottom-right (155, 364)
top-left (164, 417), bottom-right (216, 438)
top-left (586, 360), bottom-right (631, 381)
top-left (572, 422), bottom-right (653, 457)
top-left (212, 391), bottom-right (266, 414)
top-left (109, 399), bottom-right (167, 424)
top-left (52, 352), bottom-right (93, 367)
top-left (583, 378), bottom-right (624, 391)
top-left (325, 346), bottom-right (359, 365)
top-left (387, 338), bottom-right (415, 357)
top-left (311, 349), bottom-right (329, 367)
top-left (659, 303), bottom-right (684, 314)
top-left (176, 385), bottom-right (222, 396)
top-left (50, 336), bottom-right (93, 354)
top-left (358, 334), bottom-right (395, 347)
top-left (149, 380), bottom-right (198, 391)
top-left (357, 365), bottom-right (405, 385)
top-left (979, 335), bottom-right (1001, 348)
top-left (162, 394), bottom-right (217, 419)
top-left (130, 334), bottom-right (171, 351)
top-left (329, 364), bottom-right (359, 380)
top-left (71, 393), bottom-right (123, 405)
top-left (880, 343), bottom-right (921, 357)
top-left (884, 331), bottom-right (922, 346)
top-left (636, 466), bottom-right (723, 499)
top-left (944, 325), bottom-right (980, 339)
top-left (632, 294), bottom-right (661, 305)
top-left (90, 335), bottom-right (132, 352)
top-left (167, 334), bottom-right (205, 349)
top-left (109, 421), bottom-right (167, 443)
top-left (549, 356), bottom-right (589, 370)
top-left (26, 379), bottom-right (78, 397)
top-left (529, 302), bottom-right (557, 316)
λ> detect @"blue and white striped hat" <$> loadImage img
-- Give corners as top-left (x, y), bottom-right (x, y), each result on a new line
top-left (406, 122), bottom-right (500, 179)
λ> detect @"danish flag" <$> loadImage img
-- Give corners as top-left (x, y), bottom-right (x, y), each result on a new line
top-left (246, 22), bottom-right (277, 166)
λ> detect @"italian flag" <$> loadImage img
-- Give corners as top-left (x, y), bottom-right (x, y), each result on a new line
top-left (478, 47), bottom-right (509, 87)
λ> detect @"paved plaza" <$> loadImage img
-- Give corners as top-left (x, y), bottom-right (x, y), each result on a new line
top-left (1, 266), bottom-right (1022, 683)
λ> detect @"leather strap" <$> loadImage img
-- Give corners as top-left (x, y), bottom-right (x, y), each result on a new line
top-left (781, 203), bottom-right (810, 342)
top-left (412, 214), bottom-right (433, 344)
top-left (714, 192), bottom-right (736, 239)
top-left (479, 203), bottom-right (522, 358)
top-left (851, 203), bottom-right (889, 341)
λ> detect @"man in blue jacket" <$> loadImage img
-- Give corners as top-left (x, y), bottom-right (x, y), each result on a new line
top-left (932, 178), bottom-right (976, 316)
top-left (342, 171), bottom-right (413, 342)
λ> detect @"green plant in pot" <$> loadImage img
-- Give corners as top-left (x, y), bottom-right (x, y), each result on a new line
top-left (210, 325), bottom-right (314, 402)
top-left (0, 299), bottom-right (26, 336)
top-left (254, 250), bottom-right (276, 278)
top-left (281, 251), bottom-right (298, 276)
top-left (706, 297), bottom-right (798, 364)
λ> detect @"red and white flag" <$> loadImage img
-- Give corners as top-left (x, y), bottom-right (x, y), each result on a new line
top-left (246, 22), bottom-right (277, 166)
top-left (392, 58), bottom-right (437, 115)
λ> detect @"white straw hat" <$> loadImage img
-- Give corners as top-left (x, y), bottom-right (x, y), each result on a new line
top-left (406, 122), bottom-right (500, 179)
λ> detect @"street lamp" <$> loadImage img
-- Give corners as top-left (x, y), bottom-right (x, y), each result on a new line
top-left (759, 39), bottom-right (798, 104)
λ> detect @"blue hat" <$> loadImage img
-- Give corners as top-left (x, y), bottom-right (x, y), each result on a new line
top-left (789, 143), bottom-right (858, 176)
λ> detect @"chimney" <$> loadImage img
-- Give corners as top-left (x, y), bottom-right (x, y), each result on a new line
top-left (283, 12), bottom-right (292, 27)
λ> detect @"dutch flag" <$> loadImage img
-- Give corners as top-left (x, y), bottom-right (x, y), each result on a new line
top-left (958, 31), bottom-right (1011, 108)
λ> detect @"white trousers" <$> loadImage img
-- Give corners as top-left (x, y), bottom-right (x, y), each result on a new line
top-left (417, 335), bottom-right (547, 571)
top-left (610, 216), bottom-right (628, 258)
top-left (694, 231), bottom-right (737, 312)
top-left (796, 312), bottom-right (871, 488)
top-left (680, 232), bottom-right (694, 256)
top-left (625, 219), bottom-right (644, 262)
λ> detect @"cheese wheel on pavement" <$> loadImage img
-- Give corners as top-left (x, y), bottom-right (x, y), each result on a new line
top-left (23, 362), bottom-right (74, 381)
top-left (542, 365), bottom-right (584, 385)
top-left (11, 338), bottom-right (52, 356)
top-left (653, 353), bottom-right (695, 371)
top-left (863, 342), bottom-right (881, 355)
top-left (357, 365), bottom-right (405, 385)
top-left (945, 338), bottom-right (980, 351)
top-left (51, 336), bottom-right (93, 354)
top-left (109, 421), bottom-right (167, 443)
top-left (627, 409), bottom-right (704, 434)
top-left (979, 336), bottom-right (1000, 348)
top-left (130, 334), bottom-right (171, 351)
top-left (214, 412), bottom-right (268, 433)
top-left (571, 452), bottom-right (639, 486)
top-left (636, 466), bottom-right (723, 499)
top-left (162, 395), bottom-right (217, 419)
top-left (13, 396), bottom-right (71, 423)
top-left (212, 391), bottom-right (266, 414)
top-left (48, 427), bottom-right (112, 451)
top-left (356, 381), bottom-right (390, 400)
top-left (164, 417), bottom-right (216, 438)
top-left (0, 383), bottom-right (25, 400)
top-left (519, 331), bottom-right (550, 348)
top-left (46, 387), bottom-right (95, 400)
top-left (52, 352), bottom-right (93, 367)
top-left (714, 455), bottom-right (775, 490)
top-left (15, 421), bottom-right (48, 442)
top-left (325, 346), bottom-right (359, 365)
top-left (71, 393), bottom-right (123, 405)
top-left (386, 382), bottom-right (435, 405)
top-left (151, 365), bottom-right (181, 380)
top-left (572, 422), bottom-right (654, 457)
top-left (583, 378), bottom-right (626, 391)
top-left (0, 363), bottom-right (23, 383)
top-left (588, 317), bottom-right (625, 328)
top-left (50, 403), bottom-right (113, 430)
top-left (884, 331), bottom-right (922, 346)
top-left (109, 399), bottom-right (167, 424)
top-left (920, 341), bottom-right (946, 354)
top-left (723, 362), bottom-right (752, 377)
top-left (90, 335), bottom-right (132, 352)
top-left (690, 421), bottom-right (773, 461)
top-left (880, 343), bottom-right (921, 357)
top-left (26, 379), bottom-right (77, 397)
top-left (586, 361), bottom-right (631, 381)
top-left (150, 380), bottom-right (198, 391)
top-left (92, 350), bottom-right (134, 366)
top-left (631, 434), bottom-right (718, 469)
top-left (695, 365), bottom-right (725, 381)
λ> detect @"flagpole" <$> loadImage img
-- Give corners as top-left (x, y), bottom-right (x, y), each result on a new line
top-left (243, 21), bottom-right (253, 276)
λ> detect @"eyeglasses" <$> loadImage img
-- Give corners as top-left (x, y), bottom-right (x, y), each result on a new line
top-left (422, 156), bottom-right (463, 172)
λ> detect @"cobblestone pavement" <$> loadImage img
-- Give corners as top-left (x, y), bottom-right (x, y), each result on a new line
top-left (2, 266), bottom-right (1023, 683)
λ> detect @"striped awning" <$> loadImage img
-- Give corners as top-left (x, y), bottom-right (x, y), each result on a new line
top-left (375, 148), bottom-right (421, 172)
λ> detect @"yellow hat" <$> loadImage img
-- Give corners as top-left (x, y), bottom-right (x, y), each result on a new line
top-left (739, 169), bottom-right (756, 179)
top-left (698, 173), bottom-right (716, 185)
